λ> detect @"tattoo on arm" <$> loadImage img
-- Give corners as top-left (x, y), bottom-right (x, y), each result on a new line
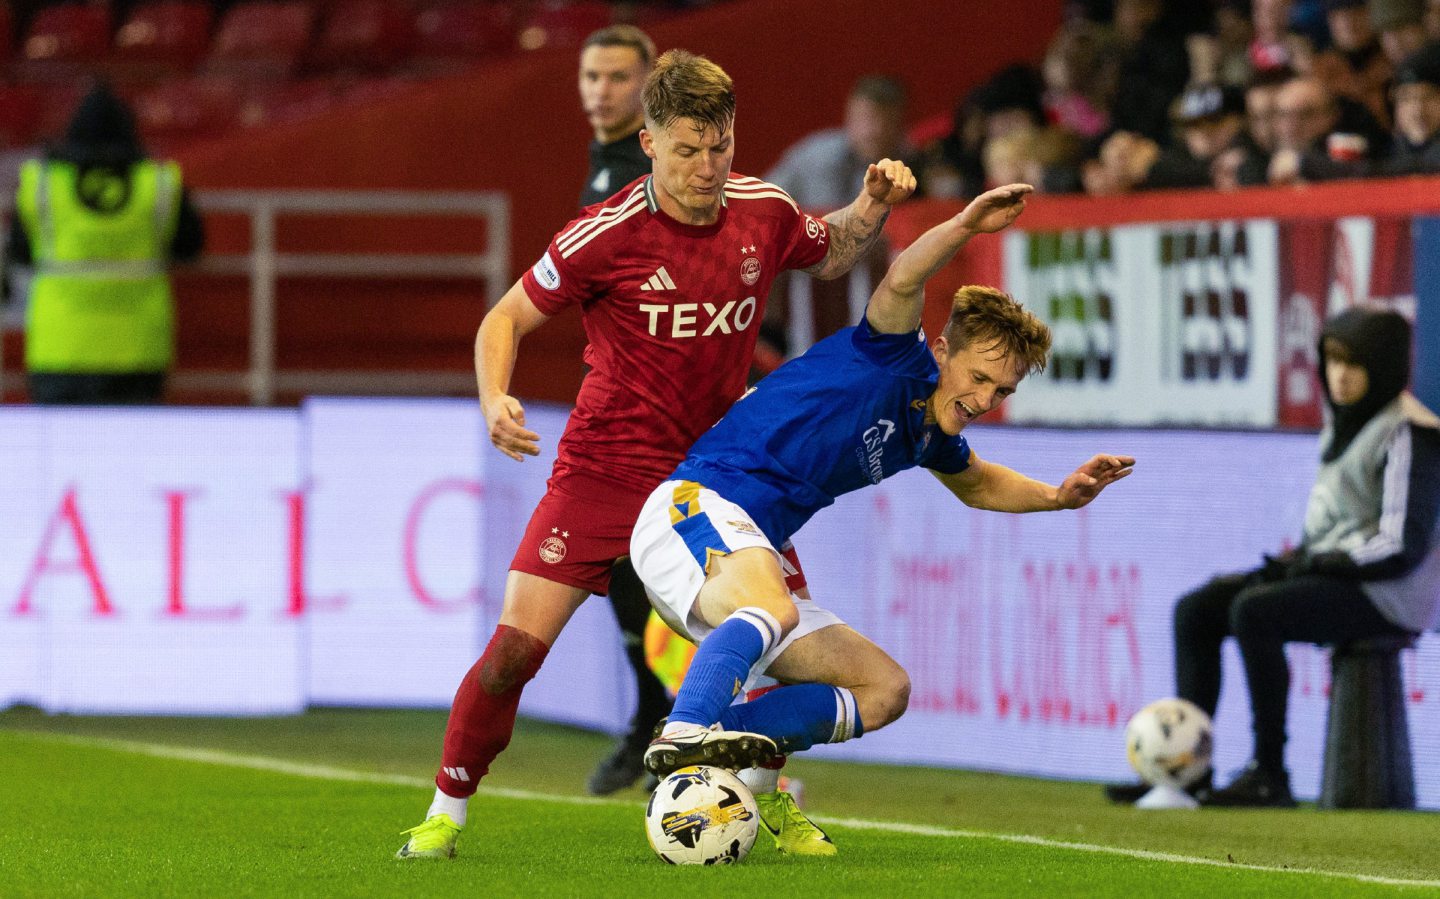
top-left (804, 205), bottom-right (889, 280)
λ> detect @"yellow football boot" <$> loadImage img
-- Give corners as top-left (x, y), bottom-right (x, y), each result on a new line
top-left (755, 790), bottom-right (836, 856)
top-left (394, 813), bottom-right (461, 859)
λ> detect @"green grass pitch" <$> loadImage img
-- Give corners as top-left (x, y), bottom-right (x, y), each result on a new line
top-left (1, 708), bottom-right (1437, 897)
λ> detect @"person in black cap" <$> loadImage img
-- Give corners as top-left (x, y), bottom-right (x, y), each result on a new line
top-left (3, 81), bottom-right (204, 405)
top-left (1106, 306), bottom-right (1440, 807)
top-left (1144, 83), bottom-right (1247, 189)
top-left (1379, 40), bottom-right (1440, 172)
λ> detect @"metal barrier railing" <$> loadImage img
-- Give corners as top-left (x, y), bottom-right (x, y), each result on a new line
top-left (2, 189), bottom-right (510, 405)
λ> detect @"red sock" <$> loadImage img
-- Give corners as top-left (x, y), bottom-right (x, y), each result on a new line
top-left (436, 624), bottom-right (549, 798)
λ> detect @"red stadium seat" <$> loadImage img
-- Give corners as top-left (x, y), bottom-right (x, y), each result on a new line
top-left (309, 0), bottom-right (412, 73)
top-left (16, 3), bottom-right (112, 82)
top-left (112, 1), bottom-right (214, 81)
top-left (205, 1), bottom-right (316, 81)
top-left (408, 1), bottom-right (515, 75)
top-left (133, 75), bottom-right (242, 149)
top-left (235, 77), bottom-right (337, 128)
top-left (516, 1), bottom-right (613, 53)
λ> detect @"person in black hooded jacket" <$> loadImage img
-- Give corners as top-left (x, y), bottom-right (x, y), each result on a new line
top-left (4, 81), bottom-right (204, 404)
top-left (1106, 306), bottom-right (1440, 808)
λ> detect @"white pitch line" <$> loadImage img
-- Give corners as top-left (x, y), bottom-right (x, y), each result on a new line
top-left (12, 730), bottom-right (1440, 890)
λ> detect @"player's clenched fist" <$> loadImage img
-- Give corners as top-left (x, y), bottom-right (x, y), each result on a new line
top-left (863, 159), bottom-right (917, 206)
top-left (483, 393), bottom-right (541, 461)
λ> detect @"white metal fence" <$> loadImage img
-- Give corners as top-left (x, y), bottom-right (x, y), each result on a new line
top-left (2, 189), bottom-right (510, 405)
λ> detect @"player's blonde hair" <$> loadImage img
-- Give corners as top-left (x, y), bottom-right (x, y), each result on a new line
top-left (941, 286), bottom-right (1052, 375)
top-left (643, 49), bottom-right (735, 135)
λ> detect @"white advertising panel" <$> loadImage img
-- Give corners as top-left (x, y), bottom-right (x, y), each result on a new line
top-left (785, 424), bottom-right (1439, 808)
top-left (0, 408), bottom-right (305, 714)
top-left (1002, 222), bottom-right (1280, 426)
top-left (302, 398), bottom-right (490, 707)
top-left (3, 404), bottom-right (1436, 807)
top-left (299, 398), bottom-right (629, 731)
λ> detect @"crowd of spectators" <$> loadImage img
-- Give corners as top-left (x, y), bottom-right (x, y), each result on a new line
top-left (912, 0), bottom-right (1440, 199)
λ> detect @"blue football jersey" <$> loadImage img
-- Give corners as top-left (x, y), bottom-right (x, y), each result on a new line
top-left (672, 317), bottom-right (972, 545)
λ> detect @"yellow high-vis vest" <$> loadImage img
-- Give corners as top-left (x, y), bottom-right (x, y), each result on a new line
top-left (17, 159), bottom-right (182, 372)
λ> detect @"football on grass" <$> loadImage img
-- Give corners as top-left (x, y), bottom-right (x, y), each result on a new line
top-left (645, 765), bottom-right (759, 865)
top-left (1125, 698), bottom-right (1213, 789)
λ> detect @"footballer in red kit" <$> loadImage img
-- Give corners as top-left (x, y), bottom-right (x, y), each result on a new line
top-left (510, 174), bottom-right (830, 592)
top-left (396, 49), bottom-right (914, 860)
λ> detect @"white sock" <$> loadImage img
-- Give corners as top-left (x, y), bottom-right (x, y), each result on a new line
top-left (428, 788), bottom-right (468, 826)
top-left (739, 766), bottom-right (780, 795)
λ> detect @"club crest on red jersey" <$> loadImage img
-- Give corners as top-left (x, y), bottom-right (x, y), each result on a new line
top-left (740, 243), bottom-right (761, 286)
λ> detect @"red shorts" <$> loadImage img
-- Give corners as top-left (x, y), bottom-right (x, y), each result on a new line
top-left (509, 470), bottom-right (809, 596)
top-left (509, 470), bottom-right (647, 595)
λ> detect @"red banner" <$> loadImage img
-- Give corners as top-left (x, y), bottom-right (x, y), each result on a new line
top-left (1277, 222), bottom-right (1332, 428)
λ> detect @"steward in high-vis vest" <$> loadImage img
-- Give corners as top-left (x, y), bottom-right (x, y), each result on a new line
top-left (4, 83), bottom-right (204, 404)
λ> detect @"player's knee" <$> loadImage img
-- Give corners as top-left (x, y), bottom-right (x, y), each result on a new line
top-left (875, 664), bottom-right (912, 729)
top-left (477, 627), bottom-right (546, 695)
top-left (769, 598), bottom-right (800, 636)
top-left (856, 661), bottom-right (911, 732)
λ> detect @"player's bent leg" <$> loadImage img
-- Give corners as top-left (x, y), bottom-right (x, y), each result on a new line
top-left (398, 572), bottom-right (589, 860)
top-left (763, 624), bottom-right (912, 733)
top-left (732, 687), bottom-right (834, 857)
top-left (645, 548), bottom-right (794, 777)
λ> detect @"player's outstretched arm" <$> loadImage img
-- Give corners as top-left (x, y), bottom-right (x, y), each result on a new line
top-left (932, 448), bottom-right (1133, 512)
top-left (476, 281), bottom-right (552, 461)
top-left (865, 183), bottom-right (1032, 335)
top-left (803, 158), bottom-right (916, 281)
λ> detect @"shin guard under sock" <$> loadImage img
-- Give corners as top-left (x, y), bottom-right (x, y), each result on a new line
top-left (667, 607), bottom-right (781, 729)
top-left (436, 624), bottom-right (549, 798)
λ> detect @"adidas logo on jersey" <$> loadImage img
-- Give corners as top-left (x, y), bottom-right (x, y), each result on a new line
top-left (639, 266), bottom-right (677, 292)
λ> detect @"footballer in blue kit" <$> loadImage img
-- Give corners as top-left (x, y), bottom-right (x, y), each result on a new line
top-left (629, 184), bottom-right (1136, 837)
top-left (670, 317), bottom-right (976, 551)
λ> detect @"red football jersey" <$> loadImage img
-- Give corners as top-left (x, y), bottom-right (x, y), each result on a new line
top-left (521, 173), bottom-right (830, 489)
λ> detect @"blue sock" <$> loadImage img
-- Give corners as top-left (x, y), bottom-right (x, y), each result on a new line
top-left (668, 608), bottom-right (781, 729)
top-left (719, 684), bottom-right (865, 753)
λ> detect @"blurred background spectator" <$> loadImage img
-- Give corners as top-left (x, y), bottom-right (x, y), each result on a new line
top-left (1378, 40), bottom-right (1440, 172)
top-left (1373, 0), bottom-right (1429, 63)
top-left (1042, 18), bottom-right (1123, 140)
top-left (1311, 0), bottom-right (1392, 127)
top-left (764, 74), bottom-right (920, 210)
top-left (1108, 0), bottom-right (1193, 141)
top-left (921, 64), bottom-right (1045, 200)
top-left (1146, 83), bottom-right (1248, 189)
top-left (4, 81), bottom-right (203, 405)
top-left (1249, 0), bottom-right (1315, 75)
top-left (1213, 66), bottom-right (1296, 188)
top-left (1266, 73), bottom-right (1384, 184)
